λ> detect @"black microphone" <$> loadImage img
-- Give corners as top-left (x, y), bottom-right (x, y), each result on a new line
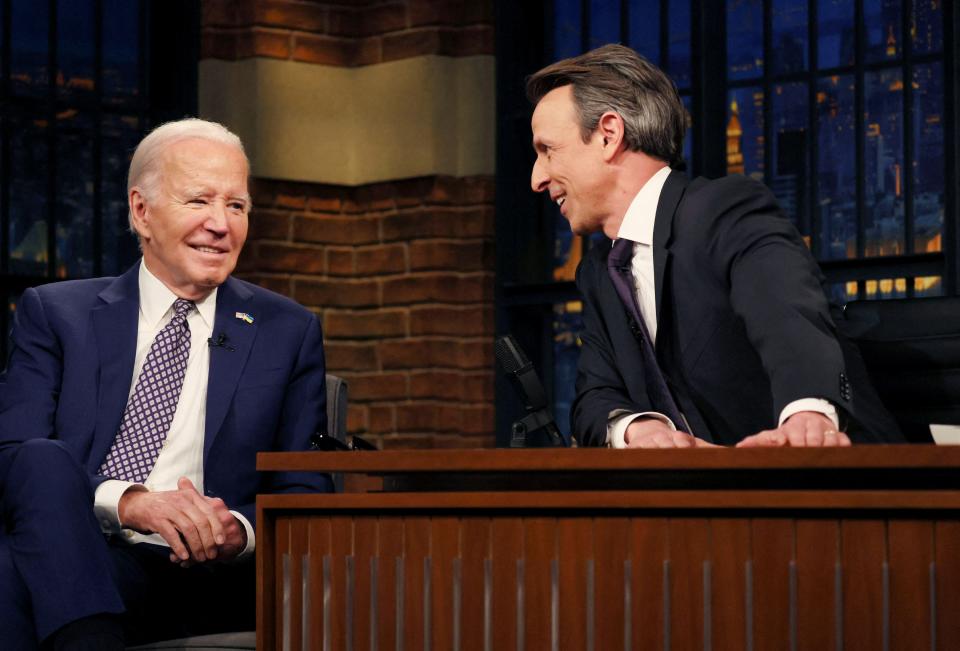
top-left (207, 332), bottom-right (235, 352)
top-left (495, 334), bottom-right (567, 448)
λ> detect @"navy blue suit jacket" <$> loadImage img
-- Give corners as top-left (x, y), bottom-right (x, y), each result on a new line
top-left (0, 262), bottom-right (332, 527)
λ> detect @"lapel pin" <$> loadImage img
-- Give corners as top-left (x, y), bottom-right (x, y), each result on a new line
top-left (235, 311), bottom-right (254, 324)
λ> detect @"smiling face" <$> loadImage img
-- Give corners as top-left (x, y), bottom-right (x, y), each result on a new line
top-left (130, 137), bottom-right (250, 300)
top-left (530, 85), bottom-right (613, 236)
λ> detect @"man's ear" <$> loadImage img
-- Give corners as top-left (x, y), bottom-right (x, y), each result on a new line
top-left (597, 111), bottom-right (625, 161)
top-left (129, 188), bottom-right (151, 240)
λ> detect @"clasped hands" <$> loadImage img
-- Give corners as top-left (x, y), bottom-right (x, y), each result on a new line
top-left (624, 411), bottom-right (852, 448)
top-left (117, 477), bottom-right (246, 566)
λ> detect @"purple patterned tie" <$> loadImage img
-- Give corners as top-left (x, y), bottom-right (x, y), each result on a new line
top-left (99, 298), bottom-right (194, 483)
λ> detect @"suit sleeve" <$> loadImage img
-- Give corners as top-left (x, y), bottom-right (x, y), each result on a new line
top-left (704, 177), bottom-right (852, 421)
top-left (570, 256), bottom-right (655, 447)
top-left (233, 311), bottom-right (332, 527)
top-left (0, 287), bottom-right (62, 447)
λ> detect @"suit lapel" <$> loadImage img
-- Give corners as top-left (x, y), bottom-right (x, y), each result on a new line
top-left (89, 264), bottom-right (140, 469)
top-left (204, 277), bottom-right (256, 463)
top-left (652, 170), bottom-right (689, 330)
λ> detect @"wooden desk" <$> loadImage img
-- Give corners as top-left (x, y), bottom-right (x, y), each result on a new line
top-left (256, 447), bottom-right (960, 650)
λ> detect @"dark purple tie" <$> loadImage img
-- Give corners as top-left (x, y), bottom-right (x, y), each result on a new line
top-left (607, 239), bottom-right (688, 433)
top-left (99, 298), bottom-right (194, 483)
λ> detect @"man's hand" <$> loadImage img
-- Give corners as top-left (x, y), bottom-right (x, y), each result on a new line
top-left (204, 496), bottom-right (248, 564)
top-left (625, 417), bottom-right (718, 448)
top-left (736, 411), bottom-right (851, 448)
top-left (118, 477), bottom-right (225, 563)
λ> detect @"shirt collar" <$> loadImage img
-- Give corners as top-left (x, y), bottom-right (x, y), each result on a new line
top-left (138, 259), bottom-right (217, 331)
top-left (615, 165), bottom-right (672, 246)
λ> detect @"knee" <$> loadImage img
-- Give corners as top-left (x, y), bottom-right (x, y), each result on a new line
top-left (3, 439), bottom-right (88, 505)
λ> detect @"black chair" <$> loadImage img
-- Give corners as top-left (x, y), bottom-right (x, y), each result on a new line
top-left (843, 297), bottom-right (960, 442)
top-left (128, 374), bottom-right (348, 650)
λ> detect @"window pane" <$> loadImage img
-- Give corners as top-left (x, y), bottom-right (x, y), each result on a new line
top-left (11, 0), bottom-right (49, 98)
top-left (772, 0), bottom-right (808, 75)
top-left (56, 111), bottom-right (95, 278)
top-left (681, 94), bottom-right (693, 170)
top-left (554, 0), bottom-right (583, 59)
top-left (57, 0), bottom-right (95, 99)
top-left (667, 0), bottom-right (691, 88)
top-left (914, 276), bottom-right (942, 297)
top-left (727, 87), bottom-right (764, 180)
top-left (911, 0), bottom-right (942, 54)
top-left (817, 75), bottom-right (857, 260)
top-left (100, 115), bottom-right (141, 275)
top-left (9, 114), bottom-right (48, 275)
top-left (912, 62), bottom-right (943, 255)
top-left (770, 83), bottom-right (809, 230)
top-left (553, 300), bottom-right (584, 442)
top-left (864, 0), bottom-right (902, 63)
top-left (589, 0), bottom-right (620, 49)
top-left (102, 0), bottom-right (140, 101)
top-left (864, 69), bottom-right (904, 257)
top-left (554, 218), bottom-right (580, 282)
top-left (818, 0), bottom-right (854, 69)
top-left (827, 281), bottom-right (858, 305)
top-left (727, 0), bottom-right (763, 80)
top-left (865, 277), bottom-right (907, 300)
top-left (628, 0), bottom-right (659, 64)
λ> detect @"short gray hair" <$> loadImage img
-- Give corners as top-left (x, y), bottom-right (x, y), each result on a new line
top-left (127, 118), bottom-right (249, 232)
top-left (526, 44), bottom-right (689, 168)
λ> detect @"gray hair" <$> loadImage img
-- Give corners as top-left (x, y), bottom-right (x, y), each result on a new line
top-left (526, 44), bottom-right (689, 167)
top-left (127, 118), bottom-right (249, 232)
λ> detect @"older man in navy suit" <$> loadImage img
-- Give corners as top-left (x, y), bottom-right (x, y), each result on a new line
top-left (0, 118), bottom-right (331, 649)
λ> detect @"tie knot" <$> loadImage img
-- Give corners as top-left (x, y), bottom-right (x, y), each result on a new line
top-left (172, 298), bottom-right (194, 318)
top-left (608, 238), bottom-right (634, 268)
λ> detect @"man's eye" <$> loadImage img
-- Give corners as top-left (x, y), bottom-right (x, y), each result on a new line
top-left (188, 198), bottom-right (207, 205)
top-left (229, 202), bottom-right (247, 212)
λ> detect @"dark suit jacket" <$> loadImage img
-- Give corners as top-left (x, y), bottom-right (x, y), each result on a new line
top-left (0, 262), bottom-right (332, 526)
top-left (572, 171), bottom-right (904, 446)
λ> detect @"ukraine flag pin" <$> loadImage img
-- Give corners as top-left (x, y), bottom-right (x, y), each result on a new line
top-left (235, 312), bottom-right (254, 324)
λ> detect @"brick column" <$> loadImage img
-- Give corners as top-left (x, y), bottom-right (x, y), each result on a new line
top-left (201, 1), bottom-right (496, 448)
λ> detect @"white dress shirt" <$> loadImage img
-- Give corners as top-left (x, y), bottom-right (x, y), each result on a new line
top-left (93, 261), bottom-right (255, 556)
top-left (606, 166), bottom-right (838, 447)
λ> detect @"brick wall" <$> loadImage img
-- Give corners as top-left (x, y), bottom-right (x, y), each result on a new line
top-left (202, 0), bottom-right (494, 65)
top-left (238, 176), bottom-right (495, 448)
top-left (201, 0), bottom-right (497, 448)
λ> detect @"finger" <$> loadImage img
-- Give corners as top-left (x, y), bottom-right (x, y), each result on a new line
top-left (737, 430), bottom-right (782, 448)
top-left (694, 438), bottom-right (720, 448)
top-left (179, 479), bottom-right (226, 550)
top-left (156, 521), bottom-right (190, 561)
top-left (670, 431), bottom-right (695, 448)
top-left (167, 504), bottom-right (218, 562)
top-left (822, 429), bottom-right (838, 447)
top-left (837, 431), bottom-right (852, 447)
top-left (783, 424), bottom-right (808, 447)
top-left (804, 424), bottom-right (825, 447)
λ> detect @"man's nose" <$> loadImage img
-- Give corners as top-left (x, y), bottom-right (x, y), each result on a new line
top-left (531, 159), bottom-right (549, 193)
top-left (205, 202), bottom-right (229, 234)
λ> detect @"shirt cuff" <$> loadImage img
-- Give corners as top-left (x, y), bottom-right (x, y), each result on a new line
top-left (778, 398), bottom-right (839, 429)
top-left (607, 411), bottom-right (676, 448)
top-left (93, 480), bottom-right (145, 534)
top-left (230, 510), bottom-right (256, 560)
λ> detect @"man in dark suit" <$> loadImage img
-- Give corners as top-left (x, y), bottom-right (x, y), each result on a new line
top-left (0, 118), bottom-right (331, 649)
top-left (527, 44), bottom-right (903, 448)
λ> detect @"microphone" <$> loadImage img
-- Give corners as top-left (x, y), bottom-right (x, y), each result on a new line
top-left (207, 332), bottom-right (235, 352)
top-left (494, 334), bottom-right (567, 448)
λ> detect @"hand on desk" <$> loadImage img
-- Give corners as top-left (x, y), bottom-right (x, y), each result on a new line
top-left (118, 477), bottom-right (246, 565)
top-left (736, 411), bottom-right (851, 448)
top-left (624, 417), bottom-right (719, 448)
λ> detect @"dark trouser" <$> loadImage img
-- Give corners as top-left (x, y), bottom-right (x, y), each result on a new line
top-left (0, 439), bottom-right (254, 649)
